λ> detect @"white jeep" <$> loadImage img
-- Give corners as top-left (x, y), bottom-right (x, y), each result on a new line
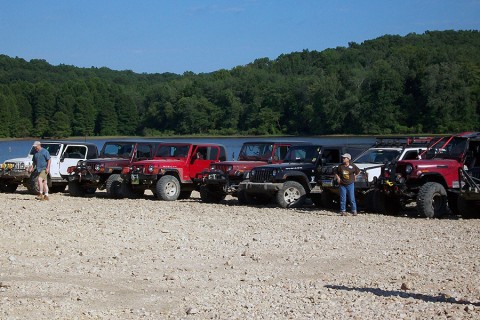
top-left (0, 141), bottom-right (98, 194)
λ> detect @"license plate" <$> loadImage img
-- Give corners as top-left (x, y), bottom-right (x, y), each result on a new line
top-left (131, 174), bottom-right (139, 185)
top-left (321, 180), bottom-right (333, 187)
top-left (208, 174), bottom-right (217, 179)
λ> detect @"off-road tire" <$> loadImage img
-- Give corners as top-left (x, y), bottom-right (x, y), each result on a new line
top-left (416, 182), bottom-right (448, 218)
top-left (156, 175), bottom-right (181, 201)
top-left (362, 189), bottom-right (376, 212)
top-left (120, 181), bottom-right (144, 199)
top-left (68, 180), bottom-right (86, 197)
top-left (310, 194), bottom-right (322, 207)
top-left (276, 181), bottom-right (306, 208)
top-left (1, 182), bottom-right (18, 193)
top-left (237, 188), bottom-right (249, 205)
top-left (178, 190), bottom-right (192, 200)
top-left (373, 190), bottom-right (401, 215)
top-left (106, 174), bottom-right (123, 198)
top-left (320, 190), bottom-right (337, 209)
top-left (457, 196), bottom-right (479, 219)
top-left (25, 172), bottom-right (40, 194)
top-left (199, 186), bottom-right (225, 203)
top-left (49, 184), bottom-right (67, 193)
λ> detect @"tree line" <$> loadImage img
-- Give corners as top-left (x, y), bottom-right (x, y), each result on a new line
top-left (0, 30), bottom-right (479, 138)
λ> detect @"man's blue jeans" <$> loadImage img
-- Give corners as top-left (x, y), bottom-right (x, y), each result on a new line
top-left (339, 183), bottom-right (357, 212)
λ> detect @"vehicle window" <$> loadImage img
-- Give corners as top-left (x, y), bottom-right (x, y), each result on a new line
top-left (403, 150), bottom-right (419, 160)
top-left (64, 146), bottom-right (87, 159)
top-left (102, 143), bottom-right (134, 157)
top-left (136, 144), bottom-right (152, 159)
top-left (323, 149), bottom-right (340, 163)
top-left (355, 149), bottom-right (401, 163)
top-left (239, 143), bottom-right (274, 160)
top-left (284, 146), bottom-right (319, 163)
top-left (275, 146), bottom-right (289, 161)
top-left (30, 143), bottom-right (62, 156)
top-left (155, 145), bottom-right (190, 158)
top-left (194, 147), bottom-right (208, 160)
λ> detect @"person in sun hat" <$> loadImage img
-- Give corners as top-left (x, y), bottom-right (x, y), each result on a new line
top-left (335, 153), bottom-right (360, 216)
top-left (28, 141), bottom-right (51, 201)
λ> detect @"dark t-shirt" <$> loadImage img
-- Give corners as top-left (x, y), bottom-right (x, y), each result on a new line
top-left (336, 163), bottom-right (360, 185)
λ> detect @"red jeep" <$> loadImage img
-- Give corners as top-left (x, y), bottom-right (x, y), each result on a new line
top-left (196, 141), bottom-right (296, 203)
top-left (376, 132), bottom-right (480, 218)
top-left (67, 140), bottom-right (161, 197)
top-left (121, 143), bottom-right (227, 201)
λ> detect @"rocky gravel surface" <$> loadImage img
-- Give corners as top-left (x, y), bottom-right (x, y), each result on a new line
top-left (1, 187), bottom-right (479, 319)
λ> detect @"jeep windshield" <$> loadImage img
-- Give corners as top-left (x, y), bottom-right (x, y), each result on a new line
top-left (155, 144), bottom-right (190, 158)
top-left (29, 143), bottom-right (61, 156)
top-left (354, 149), bottom-right (401, 164)
top-left (238, 143), bottom-right (274, 161)
top-left (100, 142), bottom-right (134, 158)
top-left (423, 136), bottom-right (468, 160)
top-left (284, 145), bottom-right (320, 163)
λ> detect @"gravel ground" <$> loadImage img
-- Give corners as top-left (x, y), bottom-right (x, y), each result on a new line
top-left (0, 187), bottom-right (479, 319)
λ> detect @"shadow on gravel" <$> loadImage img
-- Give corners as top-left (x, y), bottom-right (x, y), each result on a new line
top-left (325, 284), bottom-right (480, 306)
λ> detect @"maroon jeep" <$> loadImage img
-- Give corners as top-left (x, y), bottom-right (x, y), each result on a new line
top-left (121, 143), bottom-right (227, 201)
top-left (375, 132), bottom-right (480, 218)
top-left (196, 141), bottom-right (296, 203)
top-left (67, 140), bottom-right (161, 197)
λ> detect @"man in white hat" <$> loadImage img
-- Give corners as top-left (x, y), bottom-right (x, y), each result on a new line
top-left (28, 141), bottom-right (51, 200)
top-left (335, 153), bottom-right (360, 215)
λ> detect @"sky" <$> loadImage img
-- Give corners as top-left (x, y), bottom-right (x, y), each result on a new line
top-left (1, 0), bottom-right (479, 74)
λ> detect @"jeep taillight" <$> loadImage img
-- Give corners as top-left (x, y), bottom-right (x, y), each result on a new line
top-left (67, 166), bottom-right (76, 174)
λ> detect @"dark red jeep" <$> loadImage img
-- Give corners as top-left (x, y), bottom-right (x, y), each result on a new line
top-left (121, 143), bottom-right (227, 201)
top-left (375, 132), bottom-right (480, 218)
top-left (196, 141), bottom-right (296, 203)
top-left (67, 140), bottom-right (161, 197)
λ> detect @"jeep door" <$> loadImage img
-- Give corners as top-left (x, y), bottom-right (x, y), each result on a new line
top-left (58, 145), bottom-right (89, 176)
top-left (189, 146), bottom-right (221, 180)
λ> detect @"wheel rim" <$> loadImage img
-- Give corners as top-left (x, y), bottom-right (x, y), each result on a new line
top-left (432, 193), bottom-right (444, 212)
top-left (284, 187), bottom-right (300, 203)
top-left (165, 181), bottom-right (177, 196)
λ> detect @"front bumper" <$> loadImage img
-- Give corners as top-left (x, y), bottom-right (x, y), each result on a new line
top-left (240, 181), bottom-right (283, 195)
top-left (0, 169), bottom-right (30, 181)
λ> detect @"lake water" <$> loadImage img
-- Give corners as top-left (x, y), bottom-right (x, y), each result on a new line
top-left (0, 136), bottom-right (376, 163)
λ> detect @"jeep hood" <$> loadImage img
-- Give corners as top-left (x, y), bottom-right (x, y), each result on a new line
top-left (4, 156), bottom-right (33, 163)
top-left (355, 163), bottom-right (386, 171)
top-left (397, 159), bottom-right (461, 168)
top-left (214, 160), bottom-right (269, 170)
top-left (255, 162), bottom-right (316, 170)
top-left (86, 158), bottom-right (132, 167)
top-left (132, 159), bottom-right (187, 167)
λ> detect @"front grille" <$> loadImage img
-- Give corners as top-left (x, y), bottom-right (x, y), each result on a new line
top-left (250, 168), bottom-right (274, 183)
top-left (215, 164), bottom-right (231, 173)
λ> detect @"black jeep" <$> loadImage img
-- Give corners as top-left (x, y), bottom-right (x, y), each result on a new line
top-left (238, 144), bottom-right (364, 208)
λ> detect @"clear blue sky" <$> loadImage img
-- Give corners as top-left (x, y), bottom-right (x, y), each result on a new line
top-left (1, 0), bottom-right (479, 74)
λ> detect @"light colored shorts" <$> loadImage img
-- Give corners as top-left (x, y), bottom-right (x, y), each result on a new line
top-left (38, 170), bottom-right (48, 180)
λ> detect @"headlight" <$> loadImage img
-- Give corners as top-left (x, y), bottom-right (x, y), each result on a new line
top-left (94, 164), bottom-right (101, 171)
top-left (19, 163), bottom-right (25, 169)
top-left (210, 164), bottom-right (217, 170)
top-left (148, 164), bottom-right (154, 173)
top-left (251, 169), bottom-right (256, 176)
top-left (272, 169), bottom-right (278, 176)
top-left (405, 164), bottom-right (413, 174)
top-left (226, 165), bottom-right (233, 172)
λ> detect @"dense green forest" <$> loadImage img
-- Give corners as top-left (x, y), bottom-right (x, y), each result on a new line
top-left (0, 30), bottom-right (479, 138)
